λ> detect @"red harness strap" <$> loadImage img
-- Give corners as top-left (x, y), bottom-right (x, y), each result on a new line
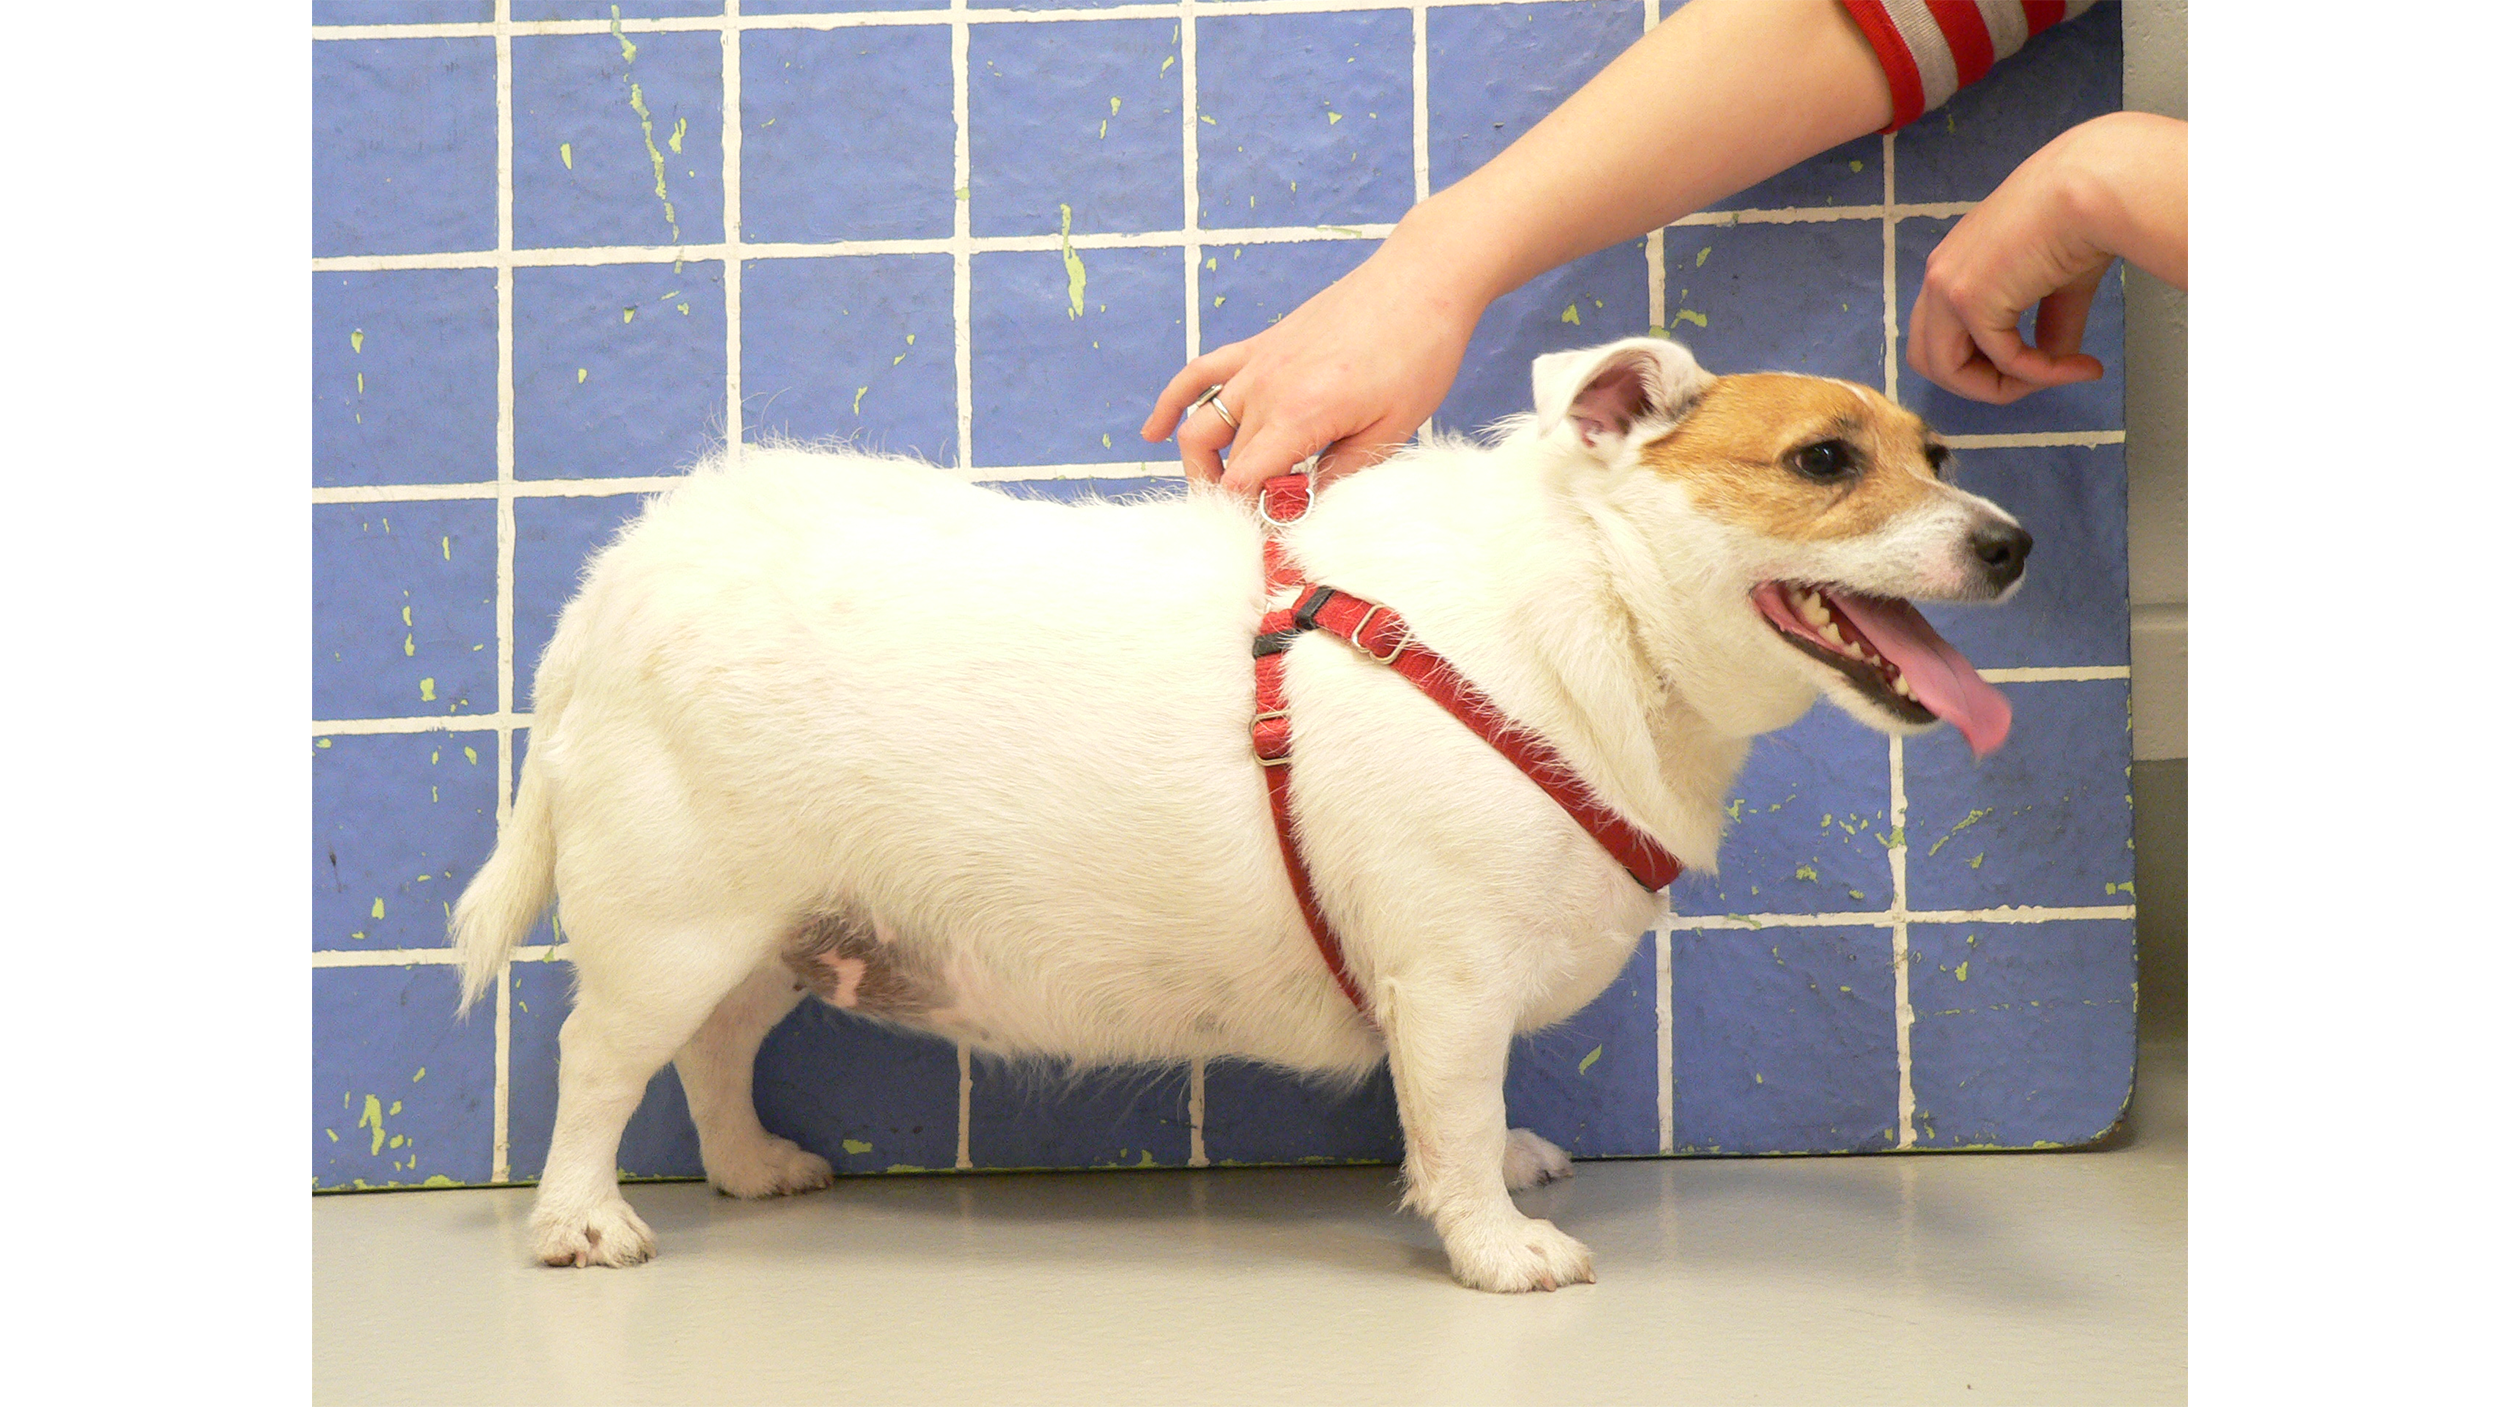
top-left (1249, 473), bottom-right (1683, 1017)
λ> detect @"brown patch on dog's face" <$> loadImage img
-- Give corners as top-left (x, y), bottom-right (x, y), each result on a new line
top-left (1640, 373), bottom-right (1951, 540)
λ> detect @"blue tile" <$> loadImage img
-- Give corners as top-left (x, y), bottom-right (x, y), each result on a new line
top-left (1200, 237), bottom-right (1376, 349)
top-left (1893, 3), bottom-right (2121, 206)
top-left (314, 269), bottom-right (498, 488)
top-left (741, 255), bottom-right (956, 461)
top-left (314, 501), bottom-right (496, 720)
top-left (970, 1062), bottom-right (1193, 1170)
top-left (1437, 240), bottom-right (1647, 438)
top-left (313, 38), bottom-right (497, 257)
top-left (981, 477), bottom-right (1183, 506)
top-left (1907, 919), bottom-right (2134, 1147)
top-left (513, 261), bottom-right (726, 479)
top-left (314, 966), bottom-right (494, 1188)
top-left (1676, 705), bottom-right (1892, 917)
top-left (514, 1), bottom-right (719, 18)
top-left (1671, 925), bottom-right (1897, 1154)
top-left (314, 3), bottom-right (495, 23)
top-left (1892, 215), bottom-right (2124, 434)
top-left (755, 1003), bottom-right (961, 1174)
top-left (1196, 11), bottom-right (1415, 229)
top-left (1203, 1062), bottom-right (1401, 1167)
top-left (970, 247), bottom-right (1184, 466)
top-left (513, 493), bottom-right (650, 692)
top-left (1712, 132), bottom-right (1883, 213)
top-left (1918, 444), bottom-right (2128, 670)
top-left (512, 31), bottom-right (724, 249)
top-left (970, 20), bottom-right (1182, 237)
top-left (1425, 1), bottom-right (1643, 193)
top-left (1904, 679), bottom-right (2133, 912)
top-left (506, 957), bottom-right (707, 1181)
top-left (313, 732), bottom-right (498, 952)
top-left (1655, 220), bottom-right (1885, 383)
top-left (1504, 933), bottom-right (1659, 1156)
top-left (742, 27), bottom-right (955, 242)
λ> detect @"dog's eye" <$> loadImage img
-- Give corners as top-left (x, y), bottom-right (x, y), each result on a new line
top-left (1790, 440), bottom-right (1855, 482)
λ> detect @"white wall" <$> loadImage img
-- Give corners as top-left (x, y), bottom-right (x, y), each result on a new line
top-left (2124, 0), bottom-right (2187, 761)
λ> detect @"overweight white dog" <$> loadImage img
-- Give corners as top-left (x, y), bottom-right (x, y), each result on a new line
top-left (453, 336), bottom-right (2029, 1293)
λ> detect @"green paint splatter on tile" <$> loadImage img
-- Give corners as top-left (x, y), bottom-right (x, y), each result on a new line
top-left (853, 386), bottom-right (868, 414)
top-left (350, 329), bottom-right (364, 354)
top-left (1578, 1045), bottom-right (1602, 1075)
top-left (419, 678), bottom-right (437, 702)
top-left (371, 897), bottom-right (386, 920)
top-left (1794, 863), bottom-right (1818, 882)
top-left (1927, 808), bottom-right (1993, 856)
top-left (667, 116), bottom-right (686, 154)
top-left (359, 1094), bottom-right (387, 1156)
top-left (1849, 159), bottom-right (1863, 173)
top-left (317, 738), bottom-right (332, 748)
top-left (842, 1138), bottom-right (873, 1155)
top-left (1953, 960), bottom-right (1970, 981)
top-left (1695, 246), bottom-right (1710, 266)
top-left (1560, 303), bottom-right (1580, 325)
top-left (422, 1174), bottom-right (457, 1188)
top-left (2105, 880), bottom-right (2135, 896)
top-left (1059, 204), bottom-right (1087, 319)
top-left (1671, 309), bottom-right (1708, 330)
top-left (463, 747), bottom-right (477, 765)
top-left (577, 367), bottom-right (588, 383)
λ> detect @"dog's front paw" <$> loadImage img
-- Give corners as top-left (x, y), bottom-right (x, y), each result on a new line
top-left (532, 1198), bottom-right (656, 1268)
top-left (1441, 1213), bottom-right (1595, 1293)
top-left (1503, 1127), bottom-right (1575, 1190)
top-left (706, 1135), bottom-right (836, 1200)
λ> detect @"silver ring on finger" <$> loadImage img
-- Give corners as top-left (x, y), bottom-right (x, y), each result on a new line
top-left (1189, 382), bottom-right (1240, 430)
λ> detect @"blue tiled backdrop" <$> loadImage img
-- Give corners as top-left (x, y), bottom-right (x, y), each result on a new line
top-left (312, 1), bottom-right (2133, 1190)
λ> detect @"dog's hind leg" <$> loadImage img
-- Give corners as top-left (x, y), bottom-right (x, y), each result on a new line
top-left (529, 918), bottom-right (776, 1268)
top-left (675, 963), bottom-right (834, 1199)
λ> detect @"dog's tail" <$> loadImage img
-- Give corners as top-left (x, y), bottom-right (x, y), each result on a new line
top-left (451, 624), bottom-right (581, 1016)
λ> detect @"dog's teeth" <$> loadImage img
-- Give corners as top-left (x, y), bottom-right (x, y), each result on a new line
top-left (1893, 674), bottom-right (1915, 697)
top-left (1818, 623), bottom-right (1845, 647)
top-left (1802, 593), bottom-right (1830, 624)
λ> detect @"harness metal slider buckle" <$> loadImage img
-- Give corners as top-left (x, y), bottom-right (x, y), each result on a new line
top-left (1350, 604), bottom-right (1408, 666)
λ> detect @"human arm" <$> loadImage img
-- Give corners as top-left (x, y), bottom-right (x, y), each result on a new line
top-left (1139, 0), bottom-right (1896, 492)
top-left (1906, 109), bottom-right (2186, 404)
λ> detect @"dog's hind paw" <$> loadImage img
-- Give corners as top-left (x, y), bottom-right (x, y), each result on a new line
top-left (532, 1198), bottom-right (656, 1269)
top-left (1503, 1127), bottom-right (1575, 1190)
top-left (1442, 1213), bottom-right (1595, 1293)
top-left (706, 1135), bottom-right (836, 1200)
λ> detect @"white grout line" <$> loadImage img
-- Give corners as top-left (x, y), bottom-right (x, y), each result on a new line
top-left (952, 0), bottom-right (973, 468)
top-left (310, 0), bottom-right (1601, 44)
top-left (1182, 0), bottom-right (1202, 365)
top-left (1976, 665), bottom-right (2129, 683)
top-left (955, 1041), bottom-right (975, 1169)
top-left (1188, 1057), bottom-right (1208, 1167)
top-left (315, 907), bottom-right (2132, 968)
top-left (314, 713), bottom-right (524, 736)
top-left (1941, 430), bottom-right (2125, 449)
top-left (310, 208), bottom-right (1975, 276)
top-left (491, 0), bottom-right (517, 1186)
top-left (1877, 128), bottom-right (1916, 1152)
top-left (1654, 919), bottom-right (1674, 1154)
top-left (1670, 904), bottom-right (2136, 931)
top-left (310, 224), bottom-right (1399, 274)
top-left (722, 0), bottom-right (745, 465)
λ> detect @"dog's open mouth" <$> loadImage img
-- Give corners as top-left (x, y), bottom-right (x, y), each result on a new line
top-left (1751, 581), bottom-right (2011, 757)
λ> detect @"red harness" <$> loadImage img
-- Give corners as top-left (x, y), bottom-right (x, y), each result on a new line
top-left (1249, 473), bottom-right (1682, 1017)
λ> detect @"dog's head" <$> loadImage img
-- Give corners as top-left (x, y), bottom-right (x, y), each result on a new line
top-left (1532, 336), bottom-right (2027, 756)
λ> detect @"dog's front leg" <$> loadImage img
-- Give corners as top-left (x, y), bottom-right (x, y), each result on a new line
top-left (1375, 980), bottom-right (1594, 1292)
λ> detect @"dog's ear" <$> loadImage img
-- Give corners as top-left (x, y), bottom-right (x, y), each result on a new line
top-left (1532, 338), bottom-right (1715, 451)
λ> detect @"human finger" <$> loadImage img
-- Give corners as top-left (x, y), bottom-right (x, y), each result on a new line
top-left (1216, 406), bottom-right (1324, 497)
top-left (2028, 268), bottom-right (2108, 384)
top-left (1172, 388), bottom-right (1239, 485)
top-left (1311, 420), bottom-right (1415, 486)
top-left (1140, 342), bottom-right (1252, 442)
top-left (1910, 282), bottom-right (2022, 405)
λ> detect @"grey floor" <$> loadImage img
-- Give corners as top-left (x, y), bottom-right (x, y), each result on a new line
top-left (313, 1037), bottom-right (2183, 1406)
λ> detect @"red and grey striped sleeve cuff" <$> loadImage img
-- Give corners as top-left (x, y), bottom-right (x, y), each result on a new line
top-left (1840, 0), bottom-right (2097, 133)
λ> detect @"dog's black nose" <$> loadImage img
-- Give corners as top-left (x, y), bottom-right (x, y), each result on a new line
top-left (1970, 522), bottom-right (2032, 592)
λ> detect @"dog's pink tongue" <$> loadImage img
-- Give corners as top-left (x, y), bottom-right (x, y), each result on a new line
top-left (1829, 592), bottom-right (2012, 758)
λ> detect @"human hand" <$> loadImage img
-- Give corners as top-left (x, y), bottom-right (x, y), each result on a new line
top-left (1908, 111), bottom-right (2186, 405)
top-left (1139, 235), bottom-right (1488, 495)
